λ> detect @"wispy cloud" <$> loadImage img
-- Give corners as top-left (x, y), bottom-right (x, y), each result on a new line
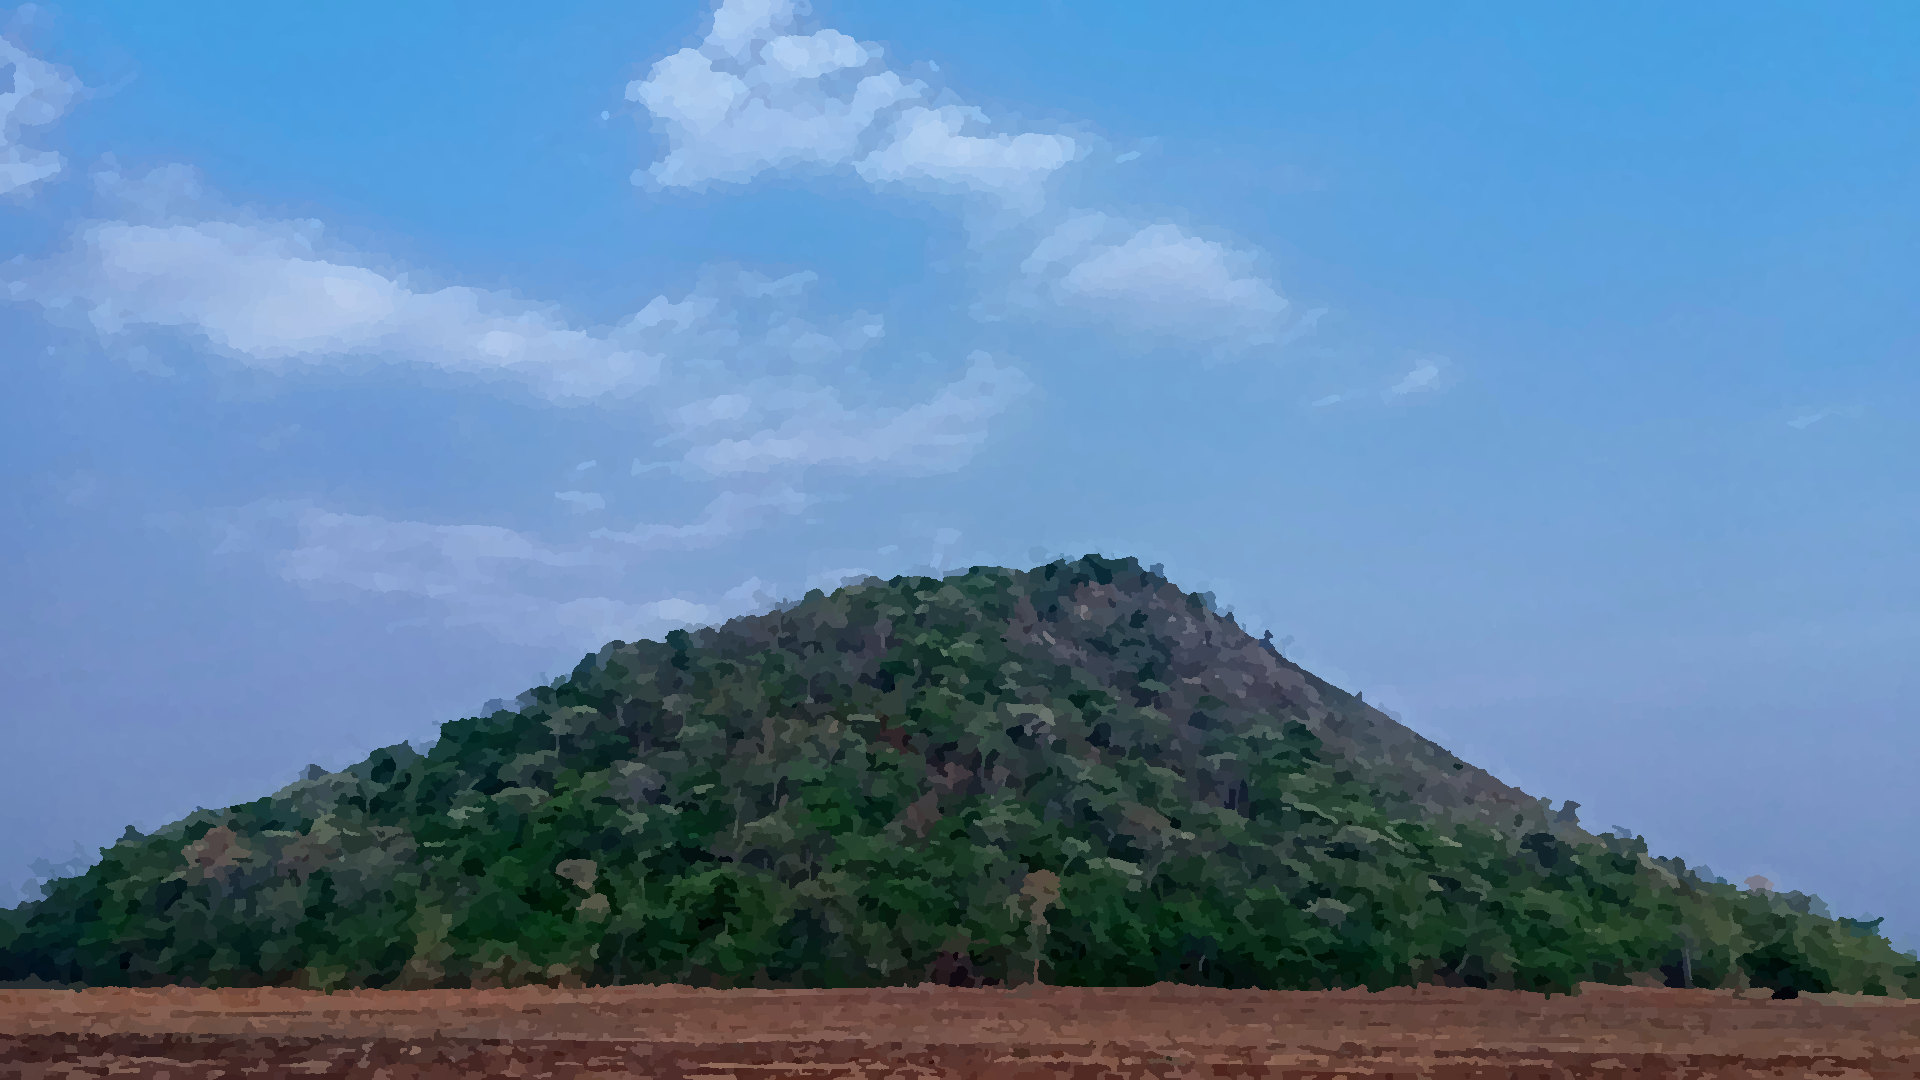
top-left (1385, 355), bottom-right (1447, 398)
top-left (213, 499), bottom-right (785, 649)
top-left (0, 31), bottom-right (80, 198)
top-left (218, 500), bottom-right (600, 602)
top-left (673, 351), bottom-right (1029, 476)
top-left (7, 164), bottom-right (1027, 478)
top-left (628, 0), bottom-right (1078, 206)
top-left (1304, 353), bottom-right (1452, 411)
top-left (554, 491), bottom-right (607, 513)
top-left (1787, 405), bottom-right (1862, 430)
top-left (591, 485), bottom-right (811, 546)
top-left (6, 152), bottom-right (1031, 645)
top-left (441, 592), bottom-right (731, 650)
top-left (14, 176), bottom-right (901, 431)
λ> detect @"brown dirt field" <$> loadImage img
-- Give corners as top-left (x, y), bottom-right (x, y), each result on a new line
top-left (3, 984), bottom-right (1919, 1079)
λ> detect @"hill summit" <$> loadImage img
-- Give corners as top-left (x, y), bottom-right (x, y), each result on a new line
top-left (4, 555), bottom-right (1913, 994)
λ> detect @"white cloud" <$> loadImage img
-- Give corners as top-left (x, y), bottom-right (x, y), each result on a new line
top-left (1385, 355), bottom-right (1446, 397)
top-left (619, 3), bottom-right (1353, 363)
top-left (1311, 393), bottom-right (1344, 408)
top-left (0, 11), bottom-right (1049, 656)
top-left (677, 351), bottom-right (1028, 476)
top-left (554, 490), bottom-right (606, 512)
top-left (627, 0), bottom-right (1076, 203)
top-left (629, 44), bottom-right (920, 189)
top-left (854, 105), bottom-right (1076, 205)
top-left (1014, 212), bottom-right (1304, 349)
top-left (623, 3), bottom-right (1342, 359)
top-left (0, 33), bottom-right (81, 198)
top-left (7, 168), bottom-right (664, 400)
top-left (760, 29), bottom-right (870, 81)
top-left (705, 0), bottom-right (802, 62)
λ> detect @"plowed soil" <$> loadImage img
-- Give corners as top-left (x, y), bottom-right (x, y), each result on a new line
top-left (4, 983), bottom-right (1918, 1078)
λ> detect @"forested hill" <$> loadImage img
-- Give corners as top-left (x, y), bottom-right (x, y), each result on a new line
top-left (3, 555), bottom-right (1914, 995)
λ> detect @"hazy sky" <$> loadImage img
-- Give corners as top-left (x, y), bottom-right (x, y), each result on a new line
top-left (4, 2), bottom-right (1916, 952)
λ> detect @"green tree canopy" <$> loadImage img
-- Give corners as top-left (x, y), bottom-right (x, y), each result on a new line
top-left (4, 556), bottom-right (1914, 996)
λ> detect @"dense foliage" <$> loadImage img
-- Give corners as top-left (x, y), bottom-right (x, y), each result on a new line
top-left (4, 556), bottom-right (1914, 995)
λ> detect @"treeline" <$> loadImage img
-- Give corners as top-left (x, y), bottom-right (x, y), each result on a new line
top-left (3, 557), bottom-right (1913, 995)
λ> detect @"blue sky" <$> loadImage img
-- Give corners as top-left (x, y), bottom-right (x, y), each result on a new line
top-left (4, 1), bottom-right (1917, 951)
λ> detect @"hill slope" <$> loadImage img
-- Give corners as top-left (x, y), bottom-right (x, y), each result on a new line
top-left (3, 556), bottom-right (1914, 994)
